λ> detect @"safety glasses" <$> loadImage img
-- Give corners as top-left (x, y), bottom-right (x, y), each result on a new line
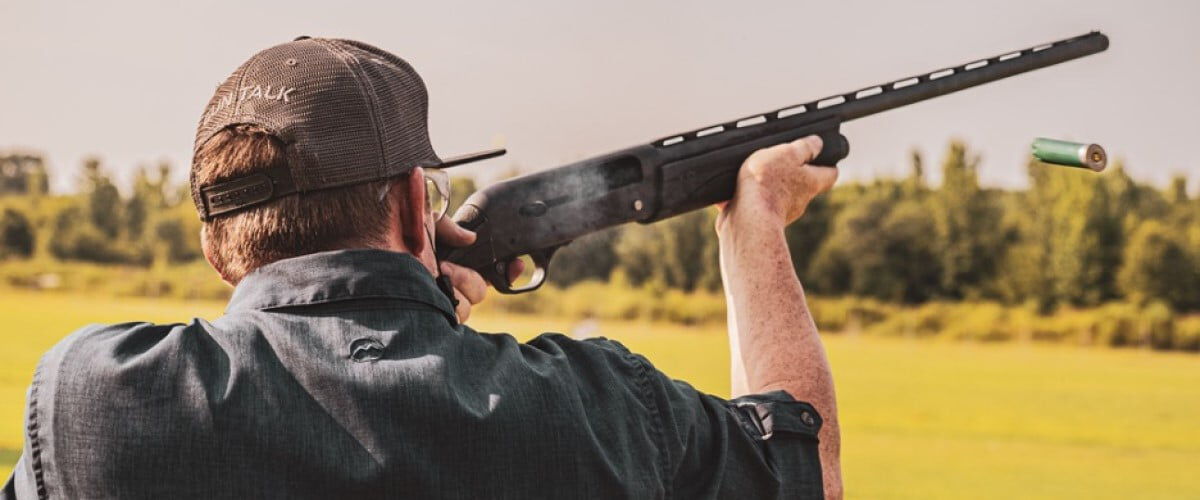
top-left (424, 168), bottom-right (450, 221)
top-left (375, 168), bottom-right (452, 222)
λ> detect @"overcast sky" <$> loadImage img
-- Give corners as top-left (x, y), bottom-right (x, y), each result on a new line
top-left (2, 0), bottom-right (1197, 192)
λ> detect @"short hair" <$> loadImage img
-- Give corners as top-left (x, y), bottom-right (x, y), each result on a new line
top-left (193, 124), bottom-right (395, 283)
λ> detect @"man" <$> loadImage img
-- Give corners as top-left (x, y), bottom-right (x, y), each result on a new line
top-left (4, 37), bottom-right (840, 499)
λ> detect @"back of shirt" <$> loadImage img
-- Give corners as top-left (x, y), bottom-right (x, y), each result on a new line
top-left (5, 250), bottom-right (824, 499)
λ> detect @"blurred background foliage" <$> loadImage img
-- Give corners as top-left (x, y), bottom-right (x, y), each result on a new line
top-left (1, 141), bottom-right (1198, 351)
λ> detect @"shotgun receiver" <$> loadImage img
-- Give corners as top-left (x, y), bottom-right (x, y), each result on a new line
top-left (438, 32), bottom-right (1109, 293)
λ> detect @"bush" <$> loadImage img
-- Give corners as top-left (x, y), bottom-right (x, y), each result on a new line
top-left (810, 297), bottom-right (892, 333)
top-left (3, 259), bottom-right (1199, 354)
top-left (1090, 302), bottom-right (1140, 347)
top-left (485, 278), bottom-right (728, 326)
top-left (1141, 301), bottom-right (1176, 350)
top-left (942, 302), bottom-right (1014, 342)
top-left (0, 259), bottom-right (229, 300)
top-left (1119, 221), bottom-right (1200, 310)
top-left (1175, 316), bottom-right (1200, 351)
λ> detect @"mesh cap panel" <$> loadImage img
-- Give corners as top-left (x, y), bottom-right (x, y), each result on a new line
top-left (190, 37), bottom-right (444, 219)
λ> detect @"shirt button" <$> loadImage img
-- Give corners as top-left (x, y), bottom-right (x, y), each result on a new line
top-left (350, 338), bottom-right (385, 362)
top-left (801, 411), bottom-right (816, 427)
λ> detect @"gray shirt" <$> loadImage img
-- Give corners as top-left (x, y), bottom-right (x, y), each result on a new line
top-left (4, 249), bottom-right (823, 499)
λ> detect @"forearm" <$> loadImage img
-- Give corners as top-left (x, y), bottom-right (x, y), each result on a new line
top-left (719, 216), bottom-right (841, 498)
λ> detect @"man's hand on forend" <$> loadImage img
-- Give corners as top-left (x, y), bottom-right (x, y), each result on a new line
top-left (716, 135), bottom-right (838, 235)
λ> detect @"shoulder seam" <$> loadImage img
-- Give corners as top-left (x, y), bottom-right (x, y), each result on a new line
top-left (27, 353), bottom-right (48, 500)
top-left (27, 325), bottom-right (101, 500)
top-left (613, 344), bottom-right (672, 500)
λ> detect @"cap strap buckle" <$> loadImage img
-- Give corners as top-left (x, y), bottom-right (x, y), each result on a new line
top-left (200, 165), bottom-right (298, 219)
top-left (736, 402), bottom-right (776, 440)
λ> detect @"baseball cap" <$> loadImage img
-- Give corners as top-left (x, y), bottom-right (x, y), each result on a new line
top-left (190, 36), bottom-right (504, 220)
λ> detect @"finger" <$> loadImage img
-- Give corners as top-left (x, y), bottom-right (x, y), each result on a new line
top-left (436, 216), bottom-right (476, 247)
top-left (441, 262), bottom-right (487, 304)
top-left (506, 258), bottom-right (526, 284)
top-left (807, 164), bottom-right (840, 193)
top-left (789, 135), bottom-right (823, 165)
top-left (806, 163), bottom-right (844, 195)
top-left (454, 288), bottom-right (471, 323)
top-left (745, 142), bottom-right (794, 170)
top-left (746, 134), bottom-right (822, 171)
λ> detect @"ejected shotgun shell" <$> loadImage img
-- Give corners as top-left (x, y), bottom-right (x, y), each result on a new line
top-left (1031, 138), bottom-right (1107, 172)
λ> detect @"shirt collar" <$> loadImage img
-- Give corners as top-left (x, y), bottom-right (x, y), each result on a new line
top-left (226, 249), bottom-right (457, 323)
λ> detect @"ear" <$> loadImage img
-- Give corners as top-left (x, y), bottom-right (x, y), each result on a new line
top-left (398, 167), bottom-right (428, 255)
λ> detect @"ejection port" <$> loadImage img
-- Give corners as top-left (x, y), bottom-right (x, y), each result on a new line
top-left (519, 201), bottom-right (549, 217)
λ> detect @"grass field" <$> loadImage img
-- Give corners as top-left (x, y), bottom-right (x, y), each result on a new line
top-left (1, 290), bottom-right (1198, 498)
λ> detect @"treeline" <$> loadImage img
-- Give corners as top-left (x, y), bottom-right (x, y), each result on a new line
top-left (2, 141), bottom-right (1199, 316)
top-left (0, 153), bottom-right (201, 265)
top-left (545, 141), bottom-right (1200, 313)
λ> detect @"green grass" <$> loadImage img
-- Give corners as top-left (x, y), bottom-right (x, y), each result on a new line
top-left (2, 290), bottom-right (1198, 498)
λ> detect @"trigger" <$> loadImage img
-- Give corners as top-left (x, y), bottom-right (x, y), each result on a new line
top-left (487, 259), bottom-right (515, 294)
top-left (494, 260), bottom-right (510, 280)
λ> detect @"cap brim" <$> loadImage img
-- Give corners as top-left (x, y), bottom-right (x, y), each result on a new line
top-left (433, 147), bottom-right (507, 168)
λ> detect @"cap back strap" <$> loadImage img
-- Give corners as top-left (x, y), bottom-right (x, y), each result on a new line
top-left (199, 165), bottom-right (298, 220)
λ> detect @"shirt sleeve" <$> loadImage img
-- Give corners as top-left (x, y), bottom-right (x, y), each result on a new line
top-left (603, 340), bottom-right (825, 499)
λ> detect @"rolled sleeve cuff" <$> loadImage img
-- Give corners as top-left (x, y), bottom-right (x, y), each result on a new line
top-left (729, 390), bottom-right (825, 498)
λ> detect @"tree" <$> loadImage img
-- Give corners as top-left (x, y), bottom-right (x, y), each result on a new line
top-left (48, 203), bottom-right (126, 263)
top-left (786, 193), bottom-right (832, 283)
top-left (126, 170), bottom-right (151, 244)
top-left (928, 141), bottom-right (1001, 299)
top-left (154, 216), bottom-right (200, 263)
top-left (1166, 174), bottom-right (1189, 205)
top-left (1005, 160), bottom-right (1122, 309)
top-left (1119, 220), bottom-right (1198, 310)
top-left (808, 184), bottom-right (941, 302)
top-left (0, 153), bottom-right (50, 196)
top-left (660, 209), bottom-right (719, 291)
top-left (1103, 160), bottom-right (1169, 228)
top-left (614, 222), bottom-right (667, 287)
top-left (903, 148), bottom-right (927, 196)
top-left (123, 164), bottom-right (178, 265)
top-left (0, 208), bottom-right (35, 258)
top-left (548, 228), bottom-right (621, 286)
top-left (83, 158), bottom-right (123, 239)
top-left (613, 209), bottom-right (719, 291)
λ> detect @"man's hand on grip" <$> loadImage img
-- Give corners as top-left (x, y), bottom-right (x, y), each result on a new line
top-left (436, 217), bottom-right (524, 322)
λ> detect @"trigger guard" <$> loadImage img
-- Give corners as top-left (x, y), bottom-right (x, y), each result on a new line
top-left (497, 259), bottom-right (547, 294)
top-left (490, 253), bottom-right (551, 295)
top-left (489, 260), bottom-right (515, 294)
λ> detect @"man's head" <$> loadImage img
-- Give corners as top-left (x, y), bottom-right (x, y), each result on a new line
top-left (195, 123), bottom-right (399, 283)
top-left (190, 37), bottom-right (500, 283)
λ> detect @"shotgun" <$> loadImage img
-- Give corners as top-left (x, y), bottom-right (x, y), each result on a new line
top-left (439, 32), bottom-right (1110, 293)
